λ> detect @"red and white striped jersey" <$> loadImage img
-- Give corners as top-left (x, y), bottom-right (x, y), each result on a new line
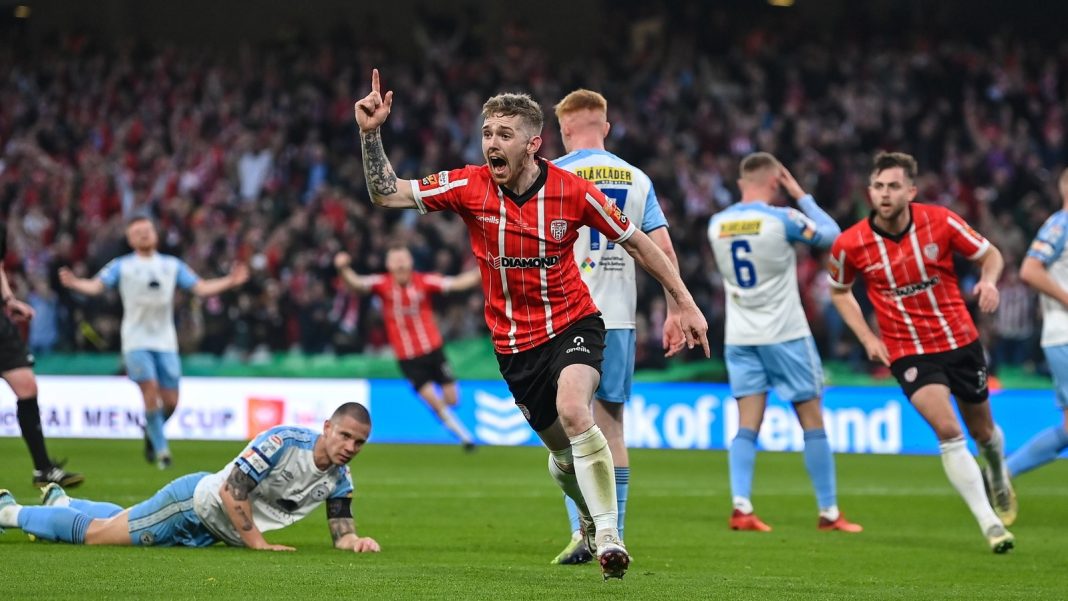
top-left (827, 203), bottom-right (990, 362)
top-left (367, 272), bottom-right (447, 360)
top-left (410, 159), bottom-right (636, 353)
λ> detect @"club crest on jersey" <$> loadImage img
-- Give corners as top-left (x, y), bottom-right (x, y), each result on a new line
top-left (923, 243), bottom-right (939, 261)
top-left (904, 367), bottom-right (918, 383)
top-left (550, 219), bottom-right (568, 241)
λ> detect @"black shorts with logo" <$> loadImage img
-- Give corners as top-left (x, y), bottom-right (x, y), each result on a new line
top-left (398, 347), bottom-right (456, 390)
top-left (0, 311), bottom-right (33, 372)
top-left (890, 340), bottom-right (989, 404)
top-left (495, 313), bottom-right (606, 432)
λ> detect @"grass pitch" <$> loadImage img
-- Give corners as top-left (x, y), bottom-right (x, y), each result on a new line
top-left (0, 438), bottom-right (1064, 600)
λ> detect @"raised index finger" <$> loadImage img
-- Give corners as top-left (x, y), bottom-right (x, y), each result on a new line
top-left (371, 68), bottom-right (380, 95)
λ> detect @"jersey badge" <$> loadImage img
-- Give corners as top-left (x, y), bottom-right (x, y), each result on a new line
top-left (550, 219), bottom-right (567, 241)
top-left (923, 243), bottom-right (939, 261)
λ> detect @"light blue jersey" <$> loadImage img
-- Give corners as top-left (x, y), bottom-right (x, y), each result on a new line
top-left (96, 252), bottom-right (199, 353)
top-left (708, 196), bottom-right (839, 345)
top-left (1027, 210), bottom-right (1068, 348)
top-left (193, 426), bottom-right (353, 546)
top-left (556, 149), bottom-right (668, 329)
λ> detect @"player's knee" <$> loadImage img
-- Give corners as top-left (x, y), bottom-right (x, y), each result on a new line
top-left (933, 421), bottom-right (964, 440)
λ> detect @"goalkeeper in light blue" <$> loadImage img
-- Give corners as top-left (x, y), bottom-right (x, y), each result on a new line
top-left (708, 152), bottom-right (860, 533)
top-left (0, 403), bottom-right (380, 553)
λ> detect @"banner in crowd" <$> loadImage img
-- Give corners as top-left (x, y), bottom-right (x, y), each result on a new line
top-left (0, 376), bottom-right (1057, 455)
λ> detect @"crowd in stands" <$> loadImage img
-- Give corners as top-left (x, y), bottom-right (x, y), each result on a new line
top-left (1, 5), bottom-right (1064, 374)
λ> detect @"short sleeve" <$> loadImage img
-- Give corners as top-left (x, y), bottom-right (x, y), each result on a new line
top-left (827, 236), bottom-right (856, 289)
top-left (944, 209), bottom-right (990, 260)
top-left (1027, 213), bottom-right (1068, 266)
top-left (235, 431), bottom-right (288, 484)
top-left (174, 259), bottom-right (200, 290)
top-left (410, 167), bottom-right (475, 215)
top-left (330, 467), bottom-right (354, 499)
top-left (782, 208), bottom-right (820, 244)
top-left (640, 186), bottom-right (669, 234)
top-left (96, 258), bottom-right (122, 289)
top-left (419, 273), bottom-right (447, 294)
top-left (365, 274), bottom-right (387, 296)
top-left (581, 182), bottom-right (636, 244)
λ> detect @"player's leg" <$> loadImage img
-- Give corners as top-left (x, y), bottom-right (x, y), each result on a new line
top-left (949, 342), bottom-right (1016, 526)
top-left (154, 351), bottom-right (183, 469)
top-left (724, 344), bottom-right (771, 531)
top-left (41, 483), bottom-right (123, 518)
top-left (3, 366), bottom-right (84, 488)
top-left (768, 336), bottom-right (861, 532)
top-left (124, 471), bottom-right (216, 547)
top-left (404, 350), bottom-right (474, 448)
top-left (909, 382), bottom-right (1012, 551)
top-left (1007, 344), bottom-right (1068, 477)
top-left (0, 489), bottom-right (107, 543)
top-left (127, 350), bottom-right (168, 465)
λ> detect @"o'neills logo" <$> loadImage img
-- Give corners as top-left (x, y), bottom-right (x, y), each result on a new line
top-left (489, 254), bottom-right (560, 269)
top-left (884, 276), bottom-right (940, 298)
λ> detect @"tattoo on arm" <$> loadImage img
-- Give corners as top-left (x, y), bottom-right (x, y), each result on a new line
top-left (224, 468), bottom-right (257, 502)
top-left (234, 505), bottom-right (254, 532)
top-left (328, 518), bottom-right (356, 543)
top-left (361, 130), bottom-right (398, 196)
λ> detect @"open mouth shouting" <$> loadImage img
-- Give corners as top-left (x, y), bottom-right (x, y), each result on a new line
top-left (488, 154), bottom-right (508, 180)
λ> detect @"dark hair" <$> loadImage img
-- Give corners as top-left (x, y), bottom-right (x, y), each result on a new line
top-left (331, 402), bottom-right (371, 427)
top-left (739, 152), bottom-right (780, 177)
top-left (482, 93), bottom-right (544, 135)
top-left (871, 152), bottom-right (918, 181)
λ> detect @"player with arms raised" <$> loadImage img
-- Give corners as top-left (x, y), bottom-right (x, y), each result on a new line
top-left (709, 152), bottom-right (860, 533)
top-left (828, 152), bottom-right (1015, 553)
top-left (354, 69), bottom-right (709, 579)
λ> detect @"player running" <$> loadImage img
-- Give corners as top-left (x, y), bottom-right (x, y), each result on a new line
top-left (828, 151), bottom-right (1015, 553)
top-left (709, 152), bottom-right (861, 533)
top-left (354, 68), bottom-right (709, 579)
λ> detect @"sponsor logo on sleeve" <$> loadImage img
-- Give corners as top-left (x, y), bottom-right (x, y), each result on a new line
top-left (1031, 240), bottom-right (1054, 256)
top-left (421, 171), bottom-right (450, 188)
top-left (242, 448), bottom-right (270, 473)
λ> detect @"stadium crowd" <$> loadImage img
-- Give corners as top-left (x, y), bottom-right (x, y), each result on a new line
top-left (0, 6), bottom-right (1063, 373)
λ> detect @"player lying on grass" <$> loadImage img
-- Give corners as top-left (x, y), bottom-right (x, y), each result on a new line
top-left (0, 402), bottom-right (380, 553)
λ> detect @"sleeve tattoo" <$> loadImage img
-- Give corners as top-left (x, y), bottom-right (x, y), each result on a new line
top-left (224, 467), bottom-right (257, 501)
top-left (327, 497), bottom-right (355, 542)
top-left (361, 130), bottom-right (398, 196)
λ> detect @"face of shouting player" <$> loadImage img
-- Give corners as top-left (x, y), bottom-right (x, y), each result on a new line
top-left (868, 166), bottom-right (917, 229)
top-left (385, 247), bottom-right (413, 285)
top-left (126, 219), bottom-right (159, 254)
top-left (482, 114), bottom-right (542, 190)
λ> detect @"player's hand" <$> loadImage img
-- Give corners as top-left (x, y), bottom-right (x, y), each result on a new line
top-left (778, 165), bottom-right (806, 200)
top-left (334, 252), bottom-right (352, 270)
top-left (5, 298), bottom-right (34, 322)
top-left (354, 69), bottom-right (394, 133)
top-left (973, 281), bottom-right (1000, 313)
top-left (679, 304), bottom-right (711, 358)
top-left (860, 334), bottom-right (891, 367)
top-left (255, 543), bottom-right (296, 552)
top-left (229, 263), bottom-right (250, 287)
top-left (662, 311), bottom-right (686, 357)
top-left (58, 267), bottom-right (76, 288)
top-left (347, 536), bottom-right (381, 553)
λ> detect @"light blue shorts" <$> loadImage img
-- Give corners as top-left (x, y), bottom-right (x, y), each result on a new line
top-left (596, 329), bottom-right (636, 404)
top-left (125, 350), bottom-right (182, 390)
top-left (725, 336), bottom-right (823, 403)
top-left (1042, 344), bottom-right (1068, 410)
top-left (128, 472), bottom-right (217, 547)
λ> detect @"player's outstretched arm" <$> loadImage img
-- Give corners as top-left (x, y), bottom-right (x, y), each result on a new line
top-left (620, 230), bottom-right (710, 357)
top-left (1021, 256), bottom-right (1068, 308)
top-left (326, 497), bottom-right (380, 553)
top-left (355, 69), bottom-right (417, 209)
top-left (334, 252), bottom-right (376, 294)
top-left (444, 268), bottom-right (482, 293)
top-left (58, 266), bottom-right (106, 296)
top-left (971, 243), bottom-right (1003, 313)
top-left (192, 263), bottom-right (249, 297)
top-left (219, 467), bottom-right (295, 551)
top-left (829, 286), bottom-right (890, 366)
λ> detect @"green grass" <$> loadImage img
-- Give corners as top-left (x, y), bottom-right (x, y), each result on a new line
top-left (1, 438), bottom-right (1064, 600)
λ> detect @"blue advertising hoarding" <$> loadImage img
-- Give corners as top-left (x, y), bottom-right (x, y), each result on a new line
top-left (368, 379), bottom-right (1061, 456)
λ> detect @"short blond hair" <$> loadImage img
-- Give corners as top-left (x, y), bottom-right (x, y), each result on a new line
top-left (554, 89), bottom-right (608, 119)
top-left (739, 152), bottom-right (781, 178)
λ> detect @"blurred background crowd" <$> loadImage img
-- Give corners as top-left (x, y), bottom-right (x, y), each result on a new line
top-left (0, 1), bottom-right (1063, 374)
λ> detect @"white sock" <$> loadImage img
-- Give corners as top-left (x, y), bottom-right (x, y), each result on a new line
top-left (0, 502), bottom-right (22, 528)
top-left (570, 425), bottom-right (618, 538)
top-left (939, 437), bottom-right (1001, 532)
top-left (819, 505), bottom-right (841, 522)
top-left (978, 424), bottom-right (1008, 487)
top-left (439, 407), bottom-right (473, 444)
top-left (733, 497), bottom-right (754, 514)
top-left (547, 449), bottom-right (590, 517)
